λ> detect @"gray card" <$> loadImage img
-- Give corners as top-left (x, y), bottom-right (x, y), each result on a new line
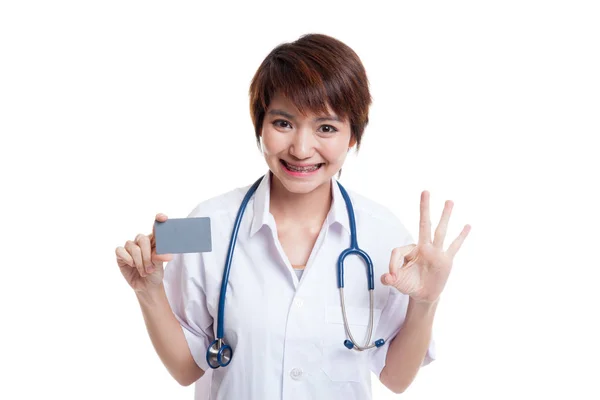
top-left (154, 217), bottom-right (212, 254)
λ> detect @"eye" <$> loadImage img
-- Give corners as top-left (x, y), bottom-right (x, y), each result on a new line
top-left (319, 125), bottom-right (338, 134)
top-left (273, 119), bottom-right (291, 129)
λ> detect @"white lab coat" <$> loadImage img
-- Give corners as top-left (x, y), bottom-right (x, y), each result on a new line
top-left (163, 172), bottom-right (435, 400)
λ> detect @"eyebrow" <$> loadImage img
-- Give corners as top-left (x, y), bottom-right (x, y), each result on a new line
top-left (267, 109), bottom-right (342, 123)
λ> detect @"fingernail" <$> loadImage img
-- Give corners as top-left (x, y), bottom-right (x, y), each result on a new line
top-left (146, 265), bottom-right (154, 273)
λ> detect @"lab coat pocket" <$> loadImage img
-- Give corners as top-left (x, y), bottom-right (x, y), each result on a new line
top-left (321, 306), bottom-right (382, 382)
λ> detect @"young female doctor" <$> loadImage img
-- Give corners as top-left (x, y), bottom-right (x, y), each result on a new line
top-left (115, 33), bottom-right (471, 399)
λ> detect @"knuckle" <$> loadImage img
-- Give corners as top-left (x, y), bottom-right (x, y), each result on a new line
top-left (116, 247), bottom-right (127, 260)
top-left (129, 246), bottom-right (141, 260)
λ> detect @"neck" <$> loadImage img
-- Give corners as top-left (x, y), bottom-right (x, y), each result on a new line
top-left (269, 173), bottom-right (332, 227)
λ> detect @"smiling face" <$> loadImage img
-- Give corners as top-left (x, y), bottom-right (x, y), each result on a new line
top-left (260, 92), bottom-right (356, 195)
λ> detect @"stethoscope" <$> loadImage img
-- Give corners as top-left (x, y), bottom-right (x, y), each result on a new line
top-left (206, 175), bottom-right (385, 369)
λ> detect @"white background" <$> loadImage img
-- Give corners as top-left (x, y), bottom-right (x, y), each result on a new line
top-left (1, 0), bottom-right (599, 399)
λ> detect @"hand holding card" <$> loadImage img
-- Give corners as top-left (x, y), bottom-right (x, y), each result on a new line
top-left (115, 213), bottom-right (212, 293)
top-left (115, 213), bottom-right (174, 292)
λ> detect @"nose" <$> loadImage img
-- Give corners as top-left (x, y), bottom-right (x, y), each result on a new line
top-left (289, 127), bottom-right (316, 160)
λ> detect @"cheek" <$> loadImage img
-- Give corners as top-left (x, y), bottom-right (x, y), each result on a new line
top-left (322, 141), bottom-right (351, 164)
top-left (260, 129), bottom-right (284, 156)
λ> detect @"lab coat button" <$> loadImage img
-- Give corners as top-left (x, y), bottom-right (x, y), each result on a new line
top-left (294, 298), bottom-right (304, 308)
top-left (290, 367), bottom-right (303, 380)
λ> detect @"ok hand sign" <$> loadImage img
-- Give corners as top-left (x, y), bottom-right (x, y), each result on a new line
top-left (382, 191), bottom-right (471, 304)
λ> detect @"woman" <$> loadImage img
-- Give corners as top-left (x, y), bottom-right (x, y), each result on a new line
top-left (115, 33), bottom-right (471, 400)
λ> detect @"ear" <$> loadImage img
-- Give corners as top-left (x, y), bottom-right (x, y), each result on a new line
top-left (348, 135), bottom-right (357, 148)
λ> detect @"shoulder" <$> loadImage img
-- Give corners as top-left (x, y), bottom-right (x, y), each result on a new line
top-left (185, 182), bottom-right (251, 220)
top-left (346, 189), bottom-right (399, 223)
top-left (344, 186), bottom-right (415, 246)
top-left (164, 182), bottom-right (253, 283)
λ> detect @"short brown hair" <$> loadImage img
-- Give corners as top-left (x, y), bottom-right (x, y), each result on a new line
top-left (249, 33), bottom-right (372, 151)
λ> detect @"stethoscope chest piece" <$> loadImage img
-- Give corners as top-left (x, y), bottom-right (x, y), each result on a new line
top-left (207, 338), bottom-right (232, 369)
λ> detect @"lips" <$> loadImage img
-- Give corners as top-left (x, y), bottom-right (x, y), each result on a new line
top-left (280, 159), bottom-right (324, 172)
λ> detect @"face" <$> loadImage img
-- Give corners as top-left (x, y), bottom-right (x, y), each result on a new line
top-left (260, 92), bottom-right (356, 195)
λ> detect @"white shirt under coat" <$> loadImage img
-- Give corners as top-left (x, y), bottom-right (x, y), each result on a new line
top-left (163, 172), bottom-right (436, 400)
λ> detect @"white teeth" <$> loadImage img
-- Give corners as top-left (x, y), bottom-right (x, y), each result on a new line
top-left (283, 161), bottom-right (321, 172)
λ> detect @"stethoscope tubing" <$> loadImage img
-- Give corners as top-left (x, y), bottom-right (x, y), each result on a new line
top-left (208, 175), bottom-right (384, 368)
top-left (216, 177), bottom-right (263, 339)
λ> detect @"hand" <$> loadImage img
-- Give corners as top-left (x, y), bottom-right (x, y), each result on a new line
top-left (381, 191), bottom-right (471, 304)
top-left (115, 213), bottom-right (174, 293)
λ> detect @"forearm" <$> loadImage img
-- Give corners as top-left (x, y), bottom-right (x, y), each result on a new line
top-left (380, 297), bottom-right (438, 394)
top-left (136, 284), bottom-right (204, 386)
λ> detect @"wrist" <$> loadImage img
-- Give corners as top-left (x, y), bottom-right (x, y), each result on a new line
top-left (408, 296), bottom-right (439, 315)
top-left (135, 283), bottom-right (166, 306)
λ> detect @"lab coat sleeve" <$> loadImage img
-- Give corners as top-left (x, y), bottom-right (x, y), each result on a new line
top-left (368, 226), bottom-right (437, 378)
top-left (163, 252), bottom-right (215, 372)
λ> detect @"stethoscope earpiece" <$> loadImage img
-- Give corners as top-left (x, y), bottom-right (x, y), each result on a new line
top-left (344, 338), bottom-right (385, 350)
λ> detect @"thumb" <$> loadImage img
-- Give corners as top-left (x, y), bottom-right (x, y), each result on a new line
top-left (151, 213), bottom-right (168, 246)
top-left (149, 212), bottom-right (172, 267)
